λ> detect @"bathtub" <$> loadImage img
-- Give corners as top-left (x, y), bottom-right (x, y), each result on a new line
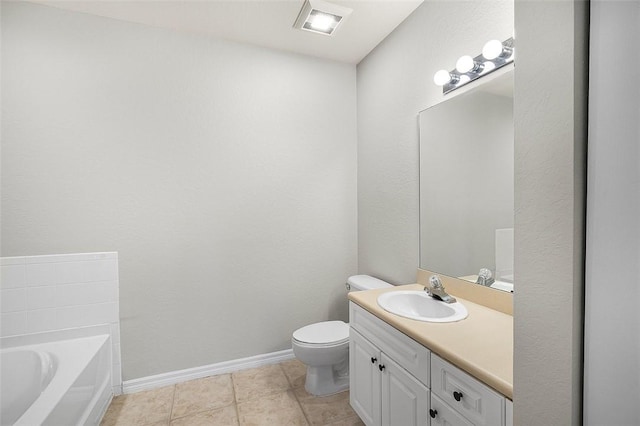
top-left (0, 334), bottom-right (112, 426)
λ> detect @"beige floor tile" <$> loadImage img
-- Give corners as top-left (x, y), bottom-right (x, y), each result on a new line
top-left (170, 405), bottom-right (239, 426)
top-left (171, 374), bottom-right (235, 419)
top-left (232, 364), bottom-right (291, 403)
top-left (101, 385), bottom-right (175, 426)
top-left (321, 414), bottom-right (365, 426)
top-left (281, 358), bottom-right (307, 389)
top-left (294, 388), bottom-right (356, 426)
top-left (237, 390), bottom-right (308, 426)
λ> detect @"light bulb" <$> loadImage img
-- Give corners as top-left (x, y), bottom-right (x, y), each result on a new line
top-left (482, 61), bottom-right (496, 72)
top-left (483, 39), bottom-right (513, 61)
top-left (433, 69), bottom-right (453, 86)
top-left (482, 40), bottom-right (504, 60)
top-left (309, 14), bottom-right (335, 31)
top-left (456, 55), bottom-right (478, 73)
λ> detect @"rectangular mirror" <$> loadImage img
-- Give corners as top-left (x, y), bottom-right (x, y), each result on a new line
top-left (419, 71), bottom-right (514, 292)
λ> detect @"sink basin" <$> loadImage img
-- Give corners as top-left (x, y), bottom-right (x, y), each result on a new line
top-left (377, 291), bottom-right (468, 323)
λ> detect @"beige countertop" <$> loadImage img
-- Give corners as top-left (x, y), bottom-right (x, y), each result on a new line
top-left (348, 283), bottom-right (513, 399)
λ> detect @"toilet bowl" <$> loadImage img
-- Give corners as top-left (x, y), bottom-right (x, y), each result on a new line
top-left (292, 321), bottom-right (350, 396)
top-left (291, 275), bottom-right (392, 396)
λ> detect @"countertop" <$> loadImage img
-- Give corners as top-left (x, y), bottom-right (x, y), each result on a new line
top-left (348, 283), bottom-right (513, 399)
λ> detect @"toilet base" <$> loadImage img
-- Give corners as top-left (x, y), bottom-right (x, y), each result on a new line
top-left (304, 358), bottom-right (349, 396)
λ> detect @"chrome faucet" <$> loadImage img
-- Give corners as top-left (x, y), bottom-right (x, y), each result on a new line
top-left (476, 268), bottom-right (495, 287)
top-left (424, 275), bottom-right (457, 304)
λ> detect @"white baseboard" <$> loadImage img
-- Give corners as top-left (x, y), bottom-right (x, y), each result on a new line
top-left (122, 349), bottom-right (295, 394)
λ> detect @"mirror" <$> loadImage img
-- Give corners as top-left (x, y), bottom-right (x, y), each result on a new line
top-left (419, 71), bottom-right (514, 292)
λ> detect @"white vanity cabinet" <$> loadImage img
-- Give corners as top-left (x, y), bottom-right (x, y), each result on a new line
top-left (350, 303), bottom-right (430, 426)
top-left (350, 302), bottom-right (512, 426)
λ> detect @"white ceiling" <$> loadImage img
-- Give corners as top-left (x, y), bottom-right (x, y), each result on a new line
top-left (31, 0), bottom-right (424, 64)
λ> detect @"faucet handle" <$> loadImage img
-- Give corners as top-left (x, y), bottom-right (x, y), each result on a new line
top-left (478, 268), bottom-right (493, 280)
top-left (429, 275), bottom-right (444, 290)
top-left (476, 268), bottom-right (495, 286)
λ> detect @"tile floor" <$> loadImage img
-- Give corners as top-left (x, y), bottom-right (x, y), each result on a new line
top-left (101, 359), bottom-right (364, 426)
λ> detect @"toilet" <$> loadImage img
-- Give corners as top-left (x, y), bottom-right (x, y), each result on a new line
top-left (292, 275), bottom-right (392, 396)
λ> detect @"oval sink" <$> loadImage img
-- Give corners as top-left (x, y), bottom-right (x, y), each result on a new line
top-left (377, 291), bottom-right (468, 323)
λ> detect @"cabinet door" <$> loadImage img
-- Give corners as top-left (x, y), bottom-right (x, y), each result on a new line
top-left (505, 399), bottom-right (513, 426)
top-left (350, 329), bottom-right (381, 426)
top-left (350, 302), bottom-right (430, 386)
top-left (380, 354), bottom-right (429, 426)
top-left (430, 394), bottom-right (475, 426)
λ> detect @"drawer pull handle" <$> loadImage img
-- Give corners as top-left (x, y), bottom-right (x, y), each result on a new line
top-left (429, 409), bottom-right (438, 419)
top-left (371, 357), bottom-right (377, 364)
top-left (378, 364), bottom-right (385, 371)
top-left (453, 391), bottom-right (463, 402)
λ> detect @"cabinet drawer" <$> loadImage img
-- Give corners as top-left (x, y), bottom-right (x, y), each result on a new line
top-left (430, 394), bottom-right (474, 426)
top-left (350, 302), bottom-right (430, 386)
top-left (431, 354), bottom-right (504, 426)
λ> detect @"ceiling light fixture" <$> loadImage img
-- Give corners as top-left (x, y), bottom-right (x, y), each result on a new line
top-left (293, 0), bottom-right (353, 36)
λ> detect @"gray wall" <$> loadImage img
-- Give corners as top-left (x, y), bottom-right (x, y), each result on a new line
top-left (1, 1), bottom-right (357, 380)
top-left (584, 1), bottom-right (640, 424)
top-left (359, 0), bottom-right (589, 424)
top-left (513, 0), bottom-right (588, 424)
top-left (356, 0), bottom-right (514, 284)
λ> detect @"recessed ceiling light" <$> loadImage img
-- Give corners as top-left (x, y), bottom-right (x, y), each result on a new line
top-left (293, 0), bottom-right (353, 36)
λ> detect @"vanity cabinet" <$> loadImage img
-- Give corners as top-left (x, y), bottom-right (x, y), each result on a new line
top-left (350, 302), bottom-right (512, 426)
top-left (350, 303), bottom-right (430, 426)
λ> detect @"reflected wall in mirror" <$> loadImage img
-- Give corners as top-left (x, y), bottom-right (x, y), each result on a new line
top-left (419, 70), bottom-right (514, 292)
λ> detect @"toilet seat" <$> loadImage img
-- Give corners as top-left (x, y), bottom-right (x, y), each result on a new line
top-left (292, 321), bottom-right (349, 346)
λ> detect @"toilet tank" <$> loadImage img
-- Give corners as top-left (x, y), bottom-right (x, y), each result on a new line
top-left (347, 275), bottom-right (392, 292)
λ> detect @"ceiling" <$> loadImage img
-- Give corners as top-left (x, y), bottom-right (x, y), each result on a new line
top-left (31, 0), bottom-right (424, 64)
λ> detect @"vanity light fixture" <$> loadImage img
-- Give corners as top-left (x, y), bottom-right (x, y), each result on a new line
top-left (434, 37), bottom-right (514, 94)
top-left (293, 0), bottom-right (353, 36)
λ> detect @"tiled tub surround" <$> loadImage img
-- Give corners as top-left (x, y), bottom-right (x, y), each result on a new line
top-left (0, 252), bottom-right (122, 393)
top-left (101, 359), bottom-right (363, 426)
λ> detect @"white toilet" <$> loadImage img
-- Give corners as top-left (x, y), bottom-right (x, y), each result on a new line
top-left (292, 275), bottom-right (392, 396)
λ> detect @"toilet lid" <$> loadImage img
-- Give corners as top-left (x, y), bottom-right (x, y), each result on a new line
top-left (293, 321), bottom-right (349, 345)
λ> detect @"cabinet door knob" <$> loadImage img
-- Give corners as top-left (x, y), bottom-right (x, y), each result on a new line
top-left (429, 409), bottom-right (438, 419)
top-left (453, 391), bottom-right (463, 402)
top-left (378, 364), bottom-right (385, 371)
top-left (371, 357), bottom-right (377, 364)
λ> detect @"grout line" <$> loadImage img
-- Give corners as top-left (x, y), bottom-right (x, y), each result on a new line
top-left (285, 363), bottom-right (312, 426)
top-left (167, 384), bottom-right (177, 425)
top-left (233, 364), bottom-right (292, 405)
top-left (230, 372), bottom-right (242, 425)
top-left (161, 375), bottom-right (238, 423)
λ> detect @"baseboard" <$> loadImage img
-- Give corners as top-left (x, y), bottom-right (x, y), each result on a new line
top-left (122, 348), bottom-right (295, 394)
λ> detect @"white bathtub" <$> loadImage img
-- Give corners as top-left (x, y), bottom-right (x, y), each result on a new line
top-left (0, 334), bottom-right (112, 426)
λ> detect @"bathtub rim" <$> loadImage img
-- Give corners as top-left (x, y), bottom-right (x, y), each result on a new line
top-left (2, 334), bottom-right (111, 426)
top-left (1, 325), bottom-right (113, 426)
top-left (0, 324), bottom-right (111, 350)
